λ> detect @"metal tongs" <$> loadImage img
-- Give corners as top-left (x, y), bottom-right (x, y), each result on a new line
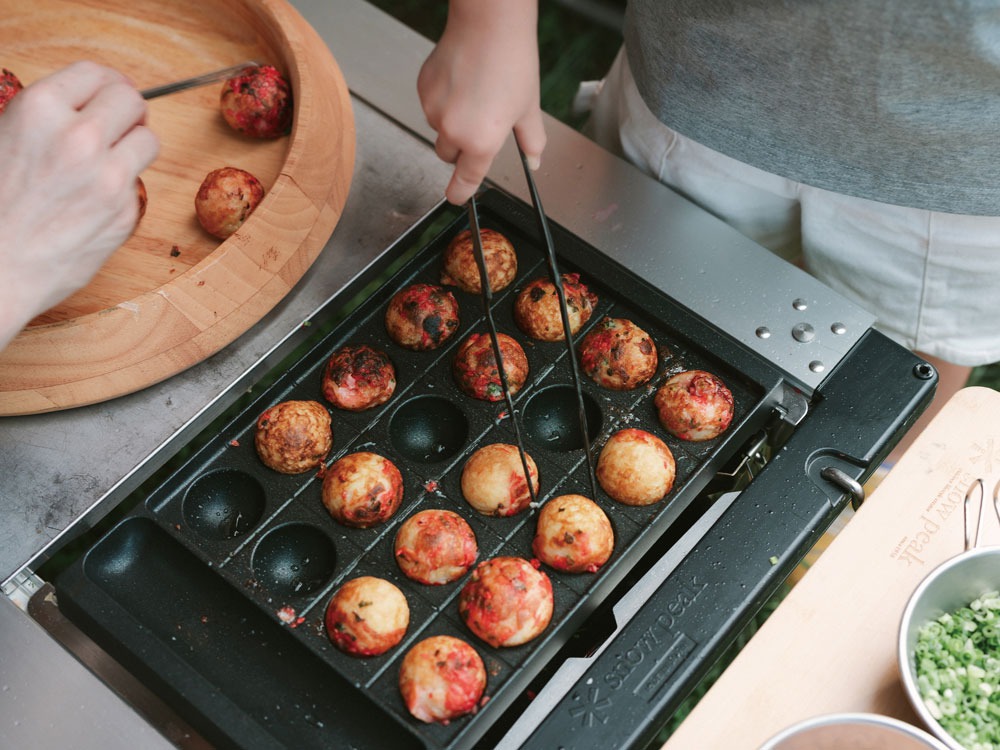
top-left (140, 61), bottom-right (260, 100)
top-left (467, 134), bottom-right (600, 504)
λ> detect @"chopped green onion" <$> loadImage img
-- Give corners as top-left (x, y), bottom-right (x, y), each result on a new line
top-left (914, 590), bottom-right (1000, 750)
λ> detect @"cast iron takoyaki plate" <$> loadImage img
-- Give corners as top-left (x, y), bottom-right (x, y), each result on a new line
top-left (56, 189), bottom-right (777, 750)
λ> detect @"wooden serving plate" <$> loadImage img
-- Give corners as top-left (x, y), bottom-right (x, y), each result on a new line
top-left (0, 0), bottom-right (355, 414)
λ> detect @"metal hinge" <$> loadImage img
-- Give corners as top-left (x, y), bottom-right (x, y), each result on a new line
top-left (2, 570), bottom-right (44, 611)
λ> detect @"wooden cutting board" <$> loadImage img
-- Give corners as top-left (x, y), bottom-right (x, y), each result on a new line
top-left (662, 385), bottom-right (1000, 749)
top-left (0, 0), bottom-right (355, 415)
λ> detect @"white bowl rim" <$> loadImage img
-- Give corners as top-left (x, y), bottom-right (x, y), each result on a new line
top-left (758, 711), bottom-right (951, 750)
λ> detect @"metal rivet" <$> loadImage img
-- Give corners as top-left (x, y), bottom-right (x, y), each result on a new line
top-left (792, 323), bottom-right (815, 343)
top-left (831, 322), bottom-right (847, 335)
top-left (792, 298), bottom-right (808, 311)
top-left (913, 362), bottom-right (935, 380)
top-left (809, 360), bottom-right (825, 373)
top-left (756, 326), bottom-right (771, 339)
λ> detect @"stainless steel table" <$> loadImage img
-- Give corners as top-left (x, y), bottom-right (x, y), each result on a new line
top-left (0, 2), bottom-right (874, 747)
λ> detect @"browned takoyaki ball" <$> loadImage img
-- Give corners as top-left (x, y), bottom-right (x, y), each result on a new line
top-left (136, 177), bottom-right (147, 221)
top-left (194, 166), bottom-right (264, 239)
top-left (596, 428), bottom-right (676, 506)
top-left (394, 509), bottom-right (478, 585)
top-left (384, 283), bottom-right (460, 351)
top-left (458, 556), bottom-right (553, 648)
top-left (321, 451), bottom-right (404, 528)
top-left (655, 370), bottom-right (735, 442)
top-left (452, 332), bottom-right (529, 401)
top-left (441, 228), bottom-right (518, 294)
top-left (254, 400), bottom-right (332, 474)
top-left (513, 273), bottom-right (598, 342)
top-left (0, 68), bottom-right (22, 114)
top-left (324, 576), bottom-right (409, 657)
top-left (219, 64), bottom-right (293, 139)
top-left (321, 344), bottom-right (396, 411)
top-left (578, 317), bottom-right (658, 390)
top-left (460, 443), bottom-right (539, 517)
top-left (399, 635), bottom-right (487, 724)
top-left (532, 494), bottom-right (614, 573)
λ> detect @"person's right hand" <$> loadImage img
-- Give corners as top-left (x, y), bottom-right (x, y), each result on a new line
top-left (418, 0), bottom-right (546, 206)
top-left (0, 61), bottom-right (159, 349)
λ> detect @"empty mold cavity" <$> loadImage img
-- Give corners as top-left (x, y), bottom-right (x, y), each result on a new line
top-left (182, 469), bottom-right (266, 541)
top-left (523, 385), bottom-right (602, 452)
top-left (389, 394), bottom-right (469, 462)
top-left (251, 523), bottom-right (336, 597)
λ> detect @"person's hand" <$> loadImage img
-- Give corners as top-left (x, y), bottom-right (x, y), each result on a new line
top-left (418, 0), bottom-right (546, 205)
top-left (0, 61), bottom-right (159, 349)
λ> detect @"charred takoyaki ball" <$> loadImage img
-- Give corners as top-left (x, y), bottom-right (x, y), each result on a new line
top-left (578, 317), bottom-right (658, 390)
top-left (321, 344), bottom-right (396, 411)
top-left (596, 428), bottom-right (676, 506)
top-left (532, 494), bottom-right (614, 573)
top-left (458, 556), bottom-right (553, 648)
top-left (513, 273), bottom-right (598, 342)
top-left (194, 166), bottom-right (264, 239)
top-left (384, 283), bottom-right (460, 351)
top-left (254, 400), bottom-right (332, 474)
top-left (452, 332), bottom-right (529, 401)
top-left (399, 635), bottom-right (487, 724)
top-left (394, 509), bottom-right (478, 585)
top-left (441, 228), bottom-right (517, 294)
top-left (324, 576), bottom-right (409, 657)
top-left (655, 370), bottom-right (735, 442)
top-left (0, 68), bottom-right (22, 114)
top-left (321, 451), bottom-right (404, 528)
top-left (460, 443), bottom-right (539, 517)
top-left (136, 178), bottom-right (147, 221)
top-left (220, 64), bottom-right (293, 139)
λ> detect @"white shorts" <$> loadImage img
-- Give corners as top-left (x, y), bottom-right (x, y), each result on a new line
top-left (582, 50), bottom-right (1000, 367)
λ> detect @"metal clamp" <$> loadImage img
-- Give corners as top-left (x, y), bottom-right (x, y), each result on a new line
top-left (820, 466), bottom-right (866, 510)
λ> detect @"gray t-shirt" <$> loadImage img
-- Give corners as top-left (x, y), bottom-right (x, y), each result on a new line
top-left (624, 1), bottom-right (1000, 215)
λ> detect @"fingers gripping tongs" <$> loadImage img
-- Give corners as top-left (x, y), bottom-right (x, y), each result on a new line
top-left (466, 135), bottom-right (600, 508)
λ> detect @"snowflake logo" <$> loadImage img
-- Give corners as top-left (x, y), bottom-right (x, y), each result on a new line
top-left (969, 437), bottom-right (1000, 475)
top-left (568, 686), bottom-right (612, 727)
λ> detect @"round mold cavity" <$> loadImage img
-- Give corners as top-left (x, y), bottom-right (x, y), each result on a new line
top-left (182, 468), bottom-right (266, 541)
top-left (523, 384), bottom-right (602, 452)
top-left (389, 394), bottom-right (469, 463)
top-left (251, 523), bottom-right (337, 597)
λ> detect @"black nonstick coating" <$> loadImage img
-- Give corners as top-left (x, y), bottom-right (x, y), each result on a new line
top-left (57, 189), bottom-right (770, 750)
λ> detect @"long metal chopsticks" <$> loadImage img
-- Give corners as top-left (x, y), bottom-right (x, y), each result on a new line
top-left (465, 133), bottom-right (600, 504)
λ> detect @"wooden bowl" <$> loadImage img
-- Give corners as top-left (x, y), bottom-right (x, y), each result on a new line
top-left (0, 0), bottom-right (355, 414)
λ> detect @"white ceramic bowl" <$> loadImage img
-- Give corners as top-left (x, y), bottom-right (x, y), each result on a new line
top-left (758, 712), bottom-right (950, 750)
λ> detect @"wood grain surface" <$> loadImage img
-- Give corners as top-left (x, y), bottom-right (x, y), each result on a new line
top-left (0, 0), bottom-right (355, 414)
top-left (662, 386), bottom-right (1000, 749)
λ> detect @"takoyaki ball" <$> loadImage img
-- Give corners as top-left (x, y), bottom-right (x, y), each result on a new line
top-left (399, 635), bottom-right (487, 724)
top-left (394, 510), bottom-right (478, 585)
top-left (384, 283), bottom-right (460, 351)
top-left (325, 576), bottom-right (409, 657)
top-left (220, 64), bottom-right (293, 139)
top-left (0, 68), bottom-right (22, 114)
top-left (459, 557), bottom-right (553, 648)
top-left (514, 273), bottom-right (598, 342)
top-left (441, 228), bottom-right (517, 294)
top-left (136, 178), bottom-right (148, 221)
top-left (655, 370), bottom-right (735, 442)
top-left (596, 428), bottom-right (676, 506)
top-left (194, 166), bottom-right (264, 239)
top-left (579, 317), bottom-right (658, 390)
top-left (254, 400), bottom-right (332, 474)
top-left (532, 494), bottom-right (614, 573)
top-left (321, 344), bottom-right (396, 411)
top-left (452, 332), bottom-right (529, 401)
top-left (460, 443), bottom-right (539, 517)
top-left (322, 451), bottom-right (404, 528)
